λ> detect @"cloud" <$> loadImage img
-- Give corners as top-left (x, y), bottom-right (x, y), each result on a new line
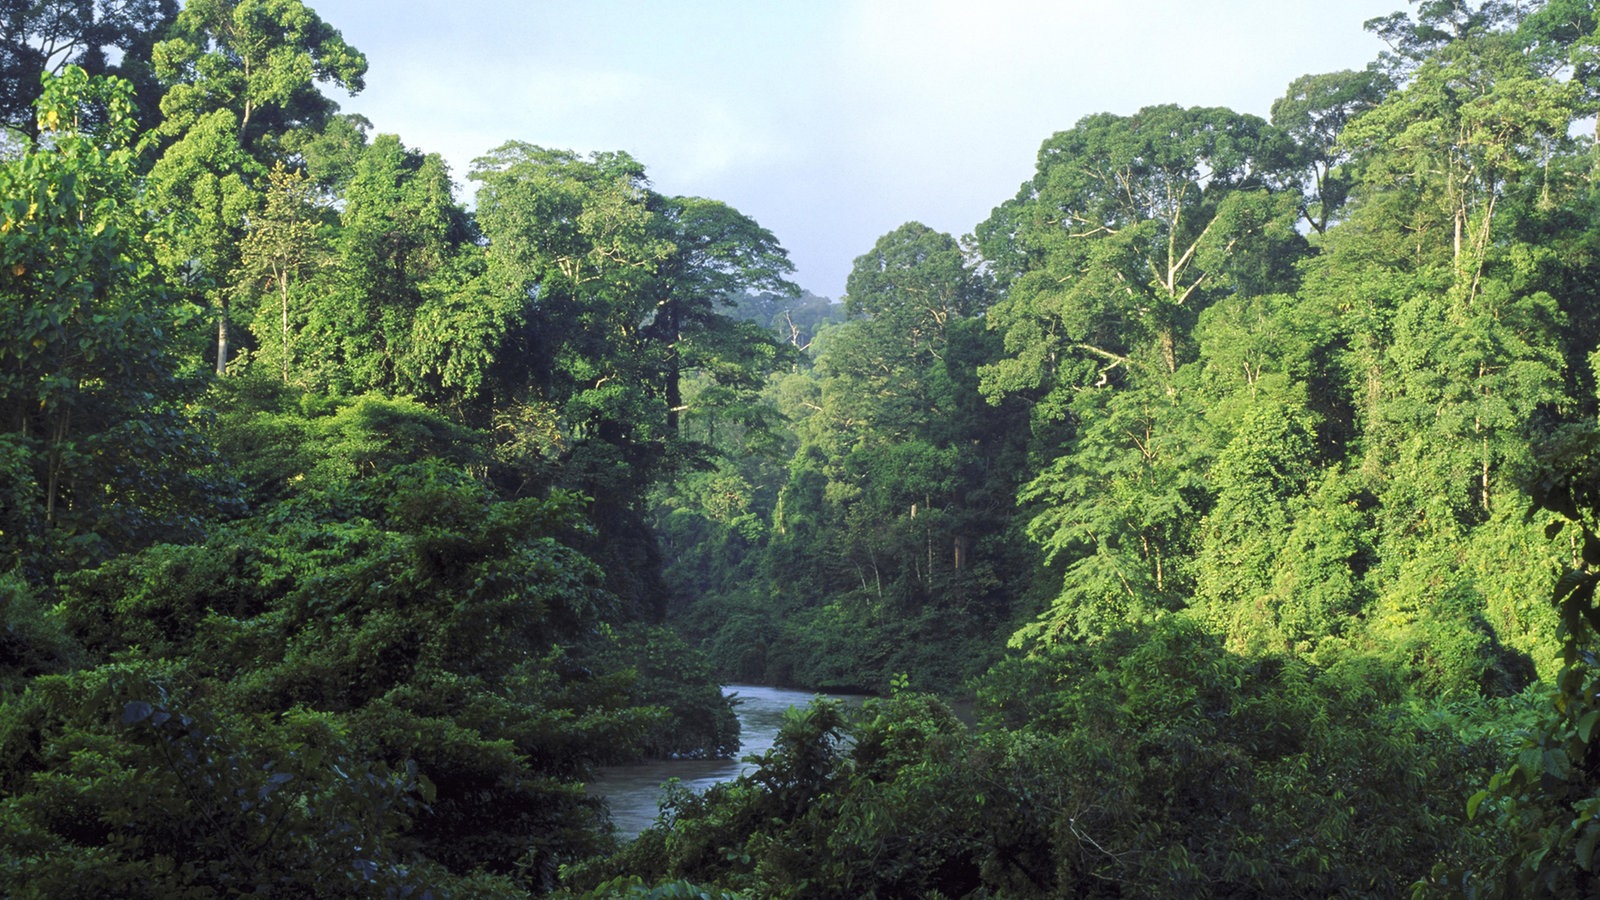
top-left (347, 46), bottom-right (796, 199)
top-left (314, 0), bottom-right (1398, 296)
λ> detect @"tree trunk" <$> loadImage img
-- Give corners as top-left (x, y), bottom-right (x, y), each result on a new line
top-left (664, 299), bottom-right (682, 432)
top-left (44, 411), bottom-right (68, 525)
top-left (280, 274), bottom-right (290, 382)
top-left (1482, 433), bottom-right (1491, 514)
top-left (216, 295), bottom-right (230, 376)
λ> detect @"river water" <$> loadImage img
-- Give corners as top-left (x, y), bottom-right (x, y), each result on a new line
top-left (591, 684), bottom-right (866, 837)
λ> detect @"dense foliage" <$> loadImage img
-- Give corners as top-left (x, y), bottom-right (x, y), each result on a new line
top-left (0, 2), bottom-right (751, 892)
top-left (6, 0), bottom-right (1600, 896)
top-left (576, 638), bottom-right (1502, 897)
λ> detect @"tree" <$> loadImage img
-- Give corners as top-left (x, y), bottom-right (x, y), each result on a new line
top-left (0, 0), bottom-right (176, 133)
top-left (1324, 7), bottom-right (1582, 527)
top-left (473, 144), bottom-right (796, 482)
top-left (1, 441), bottom-right (628, 893)
top-left (1366, 0), bottom-right (1527, 80)
top-left (727, 289), bottom-right (843, 352)
top-left (1191, 390), bottom-right (1321, 650)
top-left (1428, 424), bottom-right (1600, 896)
top-left (0, 67), bottom-right (218, 575)
top-left (239, 161), bottom-right (326, 383)
top-left (807, 225), bottom-right (984, 447)
top-left (473, 144), bottom-right (801, 619)
top-left (148, 0), bottom-right (367, 375)
top-left (1009, 367), bottom-right (1214, 642)
top-left (309, 133), bottom-right (474, 397)
top-left (1270, 69), bottom-right (1391, 234)
top-left (645, 195), bottom-right (796, 434)
top-left (1175, 287), bottom-right (1371, 653)
top-left (1341, 26), bottom-right (1580, 297)
top-left (142, 107), bottom-right (259, 375)
top-left (977, 106), bottom-right (1304, 643)
top-left (844, 221), bottom-right (982, 358)
top-left (977, 104), bottom-right (1301, 391)
top-left (151, 0), bottom-right (366, 157)
top-left (701, 223), bottom-right (1026, 689)
top-left (1260, 8), bottom-right (1583, 698)
top-left (796, 225), bottom-right (990, 610)
top-left (471, 143), bottom-right (671, 500)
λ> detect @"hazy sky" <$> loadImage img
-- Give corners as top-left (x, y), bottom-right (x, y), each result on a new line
top-left (308, 1), bottom-right (1402, 298)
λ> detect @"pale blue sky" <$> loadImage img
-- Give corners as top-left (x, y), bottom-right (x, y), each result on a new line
top-left (310, 1), bottom-right (1401, 298)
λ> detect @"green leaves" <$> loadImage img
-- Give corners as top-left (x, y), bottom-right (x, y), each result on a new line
top-left (978, 105), bottom-right (1299, 363)
top-left (240, 162), bottom-right (327, 383)
top-left (0, 68), bottom-right (219, 573)
top-left (0, 665), bottom-right (452, 896)
top-left (1425, 419), bottom-right (1600, 895)
top-left (14, 387), bottom-right (690, 891)
top-left (589, 624), bottom-right (1485, 897)
top-left (474, 144), bottom-right (662, 297)
top-left (153, 0), bottom-right (366, 151)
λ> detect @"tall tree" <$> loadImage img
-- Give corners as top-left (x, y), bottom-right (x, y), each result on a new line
top-left (645, 195), bottom-right (796, 434)
top-left (147, 0), bottom-right (366, 375)
top-left (239, 160), bottom-right (327, 383)
top-left (1260, 8), bottom-right (1586, 695)
top-left (473, 144), bottom-right (797, 618)
top-left (143, 107), bottom-right (259, 374)
top-left (471, 143), bottom-right (668, 483)
top-left (312, 133), bottom-right (472, 396)
top-left (473, 143), bottom-right (796, 479)
top-left (151, 0), bottom-right (365, 157)
top-left (1342, 25), bottom-right (1579, 294)
top-left (1366, 0), bottom-right (1527, 80)
top-left (716, 223), bottom-right (1028, 687)
top-left (1271, 69), bottom-right (1391, 234)
top-left (1332, 18), bottom-right (1578, 522)
top-left (844, 221), bottom-right (982, 364)
top-left (977, 105), bottom-right (1305, 642)
top-left (978, 104), bottom-right (1301, 397)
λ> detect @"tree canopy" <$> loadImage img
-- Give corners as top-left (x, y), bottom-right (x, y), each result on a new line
top-left (8, 1), bottom-right (1600, 896)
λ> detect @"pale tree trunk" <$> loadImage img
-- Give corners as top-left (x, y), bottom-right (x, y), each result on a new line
top-left (216, 296), bottom-right (229, 376)
top-left (280, 272), bottom-right (291, 382)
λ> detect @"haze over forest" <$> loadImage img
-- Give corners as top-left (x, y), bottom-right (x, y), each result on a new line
top-left (5, 0), bottom-right (1600, 897)
top-left (307, 0), bottom-right (1404, 298)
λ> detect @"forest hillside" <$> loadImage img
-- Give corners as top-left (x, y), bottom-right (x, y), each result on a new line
top-left (3, 0), bottom-right (1600, 896)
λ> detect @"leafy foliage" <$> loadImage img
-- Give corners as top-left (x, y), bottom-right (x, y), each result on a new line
top-left (583, 623), bottom-right (1495, 897)
top-left (1429, 424), bottom-right (1600, 896)
top-left (9, 2), bottom-right (1600, 895)
top-left (0, 0), bottom-right (175, 133)
top-left (0, 67), bottom-right (221, 575)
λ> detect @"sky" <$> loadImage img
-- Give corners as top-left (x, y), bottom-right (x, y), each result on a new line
top-left (308, 0), bottom-right (1403, 299)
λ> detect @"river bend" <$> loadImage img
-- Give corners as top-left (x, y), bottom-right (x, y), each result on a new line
top-left (591, 684), bottom-right (864, 837)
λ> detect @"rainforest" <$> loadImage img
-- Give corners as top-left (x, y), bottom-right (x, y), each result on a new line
top-left (4, 0), bottom-right (1600, 896)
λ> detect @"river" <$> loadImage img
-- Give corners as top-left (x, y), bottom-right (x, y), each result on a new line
top-left (591, 684), bottom-right (867, 838)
